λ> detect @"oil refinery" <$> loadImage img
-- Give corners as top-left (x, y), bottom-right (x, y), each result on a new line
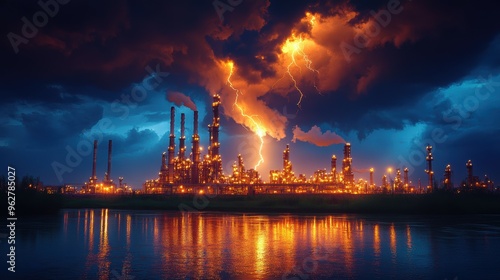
top-left (139, 94), bottom-right (495, 195)
top-left (83, 139), bottom-right (133, 194)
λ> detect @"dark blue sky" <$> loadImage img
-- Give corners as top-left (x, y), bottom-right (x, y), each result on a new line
top-left (1, 0), bottom-right (499, 188)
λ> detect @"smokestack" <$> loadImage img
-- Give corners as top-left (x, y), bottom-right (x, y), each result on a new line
top-left (168, 106), bottom-right (175, 183)
top-left (369, 168), bottom-right (374, 187)
top-left (331, 155), bottom-right (337, 182)
top-left (283, 144), bottom-right (290, 170)
top-left (425, 145), bottom-right (434, 192)
top-left (404, 168), bottom-right (409, 186)
top-left (179, 113), bottom-right (186, 160)
top-left (159, 152), bottom-right (167, 184)
top-left (342, 143), bottom-right (353, 185)
top-left (444, 164), bottom-right (452, 190)
top-left (466, 160), bottom-right (473, 186)
top-left (170, 106), bottom-right (175, 136)
top-left (91, 140), bottom-right (97, 184)
top-left (192, 110), bottom-right (200, 184)
top-left (208, 124), bottom-right (212, 157)
top-left (211, 95), bottom-right (220, 156)
top-left (106, 140), bottom-right (112, 182)
top-left (193, 110), bottom-right (199, 135)
top-left (211, 94), bottom-right (222, 181)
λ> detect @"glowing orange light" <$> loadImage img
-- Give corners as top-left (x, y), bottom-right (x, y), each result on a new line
top-left (226, 61), bottom-right (265, 170)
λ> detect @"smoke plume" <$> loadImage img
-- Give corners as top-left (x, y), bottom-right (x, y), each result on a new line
top-left (166, 91), bottom-right (197, 111)
top-left (292, 125), bottom-right (345, 146)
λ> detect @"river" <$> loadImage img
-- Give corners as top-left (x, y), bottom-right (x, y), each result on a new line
top-left (3, 209), bottom-right (500, 279)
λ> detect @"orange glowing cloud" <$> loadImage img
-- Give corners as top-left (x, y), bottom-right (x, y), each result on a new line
top-left (219, 60), bottom-right (287, 140)
top-left (292, 125), bottom-right (345, 146)
top-left (193, 1), bottom-right (437, 143)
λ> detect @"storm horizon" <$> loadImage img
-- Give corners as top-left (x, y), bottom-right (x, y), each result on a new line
top-left (1, 0), bottom-right (499, 189)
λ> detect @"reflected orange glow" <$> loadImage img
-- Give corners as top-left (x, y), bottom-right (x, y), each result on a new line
top-left (390, 223), bottom-right (397, 259)
top-left (373, 224), bottom-right (380, 256)
top-left (74, 211), bottom-right (418, 279)
top-left (406, 224), bottom-right (412, 251)
top-left (82, 209), bottom-right (111, 280)
top-left (126, 214), bottom-right (131, 247)
top-left (63, 211), bottom-right (68, 235)
top-left (89, 210), bottom-right (94, 250)
top-left (98, 209), bottom-right (110, 280)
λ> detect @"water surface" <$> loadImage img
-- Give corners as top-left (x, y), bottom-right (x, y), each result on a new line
top-left (4, 209), bottom-right (500, 279)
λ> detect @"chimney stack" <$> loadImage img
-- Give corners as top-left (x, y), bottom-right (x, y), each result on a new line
top-left (425, 145), bottom-right (434, 192)
top-left (179, 113), bottom-right (186, 160)
top-left (168, 107), bottom-right (175, 183)
top-left (466, 160), bottom-right (473, 186)
top-left (106, 140), bottom-right (112, 182)
top-left (91, 140), bottom-right (97, 184)
top-left (369, 168), bottom-right (374, 187)
top-left (192, 110), bottom-right (200, 184)
top-left (331, 155), bottom-right (337, 182)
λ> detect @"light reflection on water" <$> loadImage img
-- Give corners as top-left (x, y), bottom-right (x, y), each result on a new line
top-left (7, 210), bottom-right (500, 280)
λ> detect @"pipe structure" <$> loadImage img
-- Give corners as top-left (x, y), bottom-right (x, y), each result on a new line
top-left (331, 155), bottom-right (337, 183)
top-left (106, 140), bottom-right (112, 182)
top-left (466, 160), bottom-right (473, 186)
top-left (425, 145), bottom-right (434, 192)
top-left (444, 164), bottom-right (452, 190)
top-left (211, 94), bottom-right (222, 181)
top-left (342, 143), bottom-right (354, 185)
top-left (168, 106), bottom-right (175, 183)
top-left (179, 113), bottom-right (186, 160)
top-left (91, 140), bottom-right (97, 184)
top-left (404, 168), bottom-right (409, 186)
top-left (159, 152), bottom-right (167, 184)
top-left (192, 110), bottom-right (200, 184)
top-left (369, 168), bottom-right (374, 187)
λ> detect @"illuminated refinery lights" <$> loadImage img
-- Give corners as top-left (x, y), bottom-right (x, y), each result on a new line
top-left (84, 139), bottom-right (131, 194)
top-left (141, 93), bottom-right (494, 195)
top-left (425, 145), bottom-right (434, 192)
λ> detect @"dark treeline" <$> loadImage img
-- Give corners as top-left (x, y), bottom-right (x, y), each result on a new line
top-left (1, 174), bottom-right (62, 216)
top-left (0, 174), bottom-right (42, 192)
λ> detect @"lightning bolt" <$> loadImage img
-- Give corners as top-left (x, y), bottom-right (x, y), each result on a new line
top-left (280, 34), bottom-right (320, 109)
top-left (226, 61), bottom-right (265, 170)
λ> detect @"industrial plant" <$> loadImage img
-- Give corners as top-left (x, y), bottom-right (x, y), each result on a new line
top-left (139, 94), bottom-right (495, 195)
top-left (83, 139), bottom-right (133, 194)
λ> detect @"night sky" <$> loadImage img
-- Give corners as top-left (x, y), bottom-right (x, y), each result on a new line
top-left (1, 0), bottom-right (499, 188)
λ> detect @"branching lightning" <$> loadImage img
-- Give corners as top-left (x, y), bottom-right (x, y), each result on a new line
top-left (280, 13), bottom-right (321, 109)
top-left (281, 34), bottom-right (321, 109)
top-left (226, 61), bottom-right (265, 170)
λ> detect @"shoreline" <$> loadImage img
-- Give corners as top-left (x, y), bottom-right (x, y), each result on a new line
top-left (5, 192), bottom-right (500, 216)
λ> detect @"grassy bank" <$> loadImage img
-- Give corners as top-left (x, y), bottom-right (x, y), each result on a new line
top-left (59, 193), bottom-right (500, 215)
